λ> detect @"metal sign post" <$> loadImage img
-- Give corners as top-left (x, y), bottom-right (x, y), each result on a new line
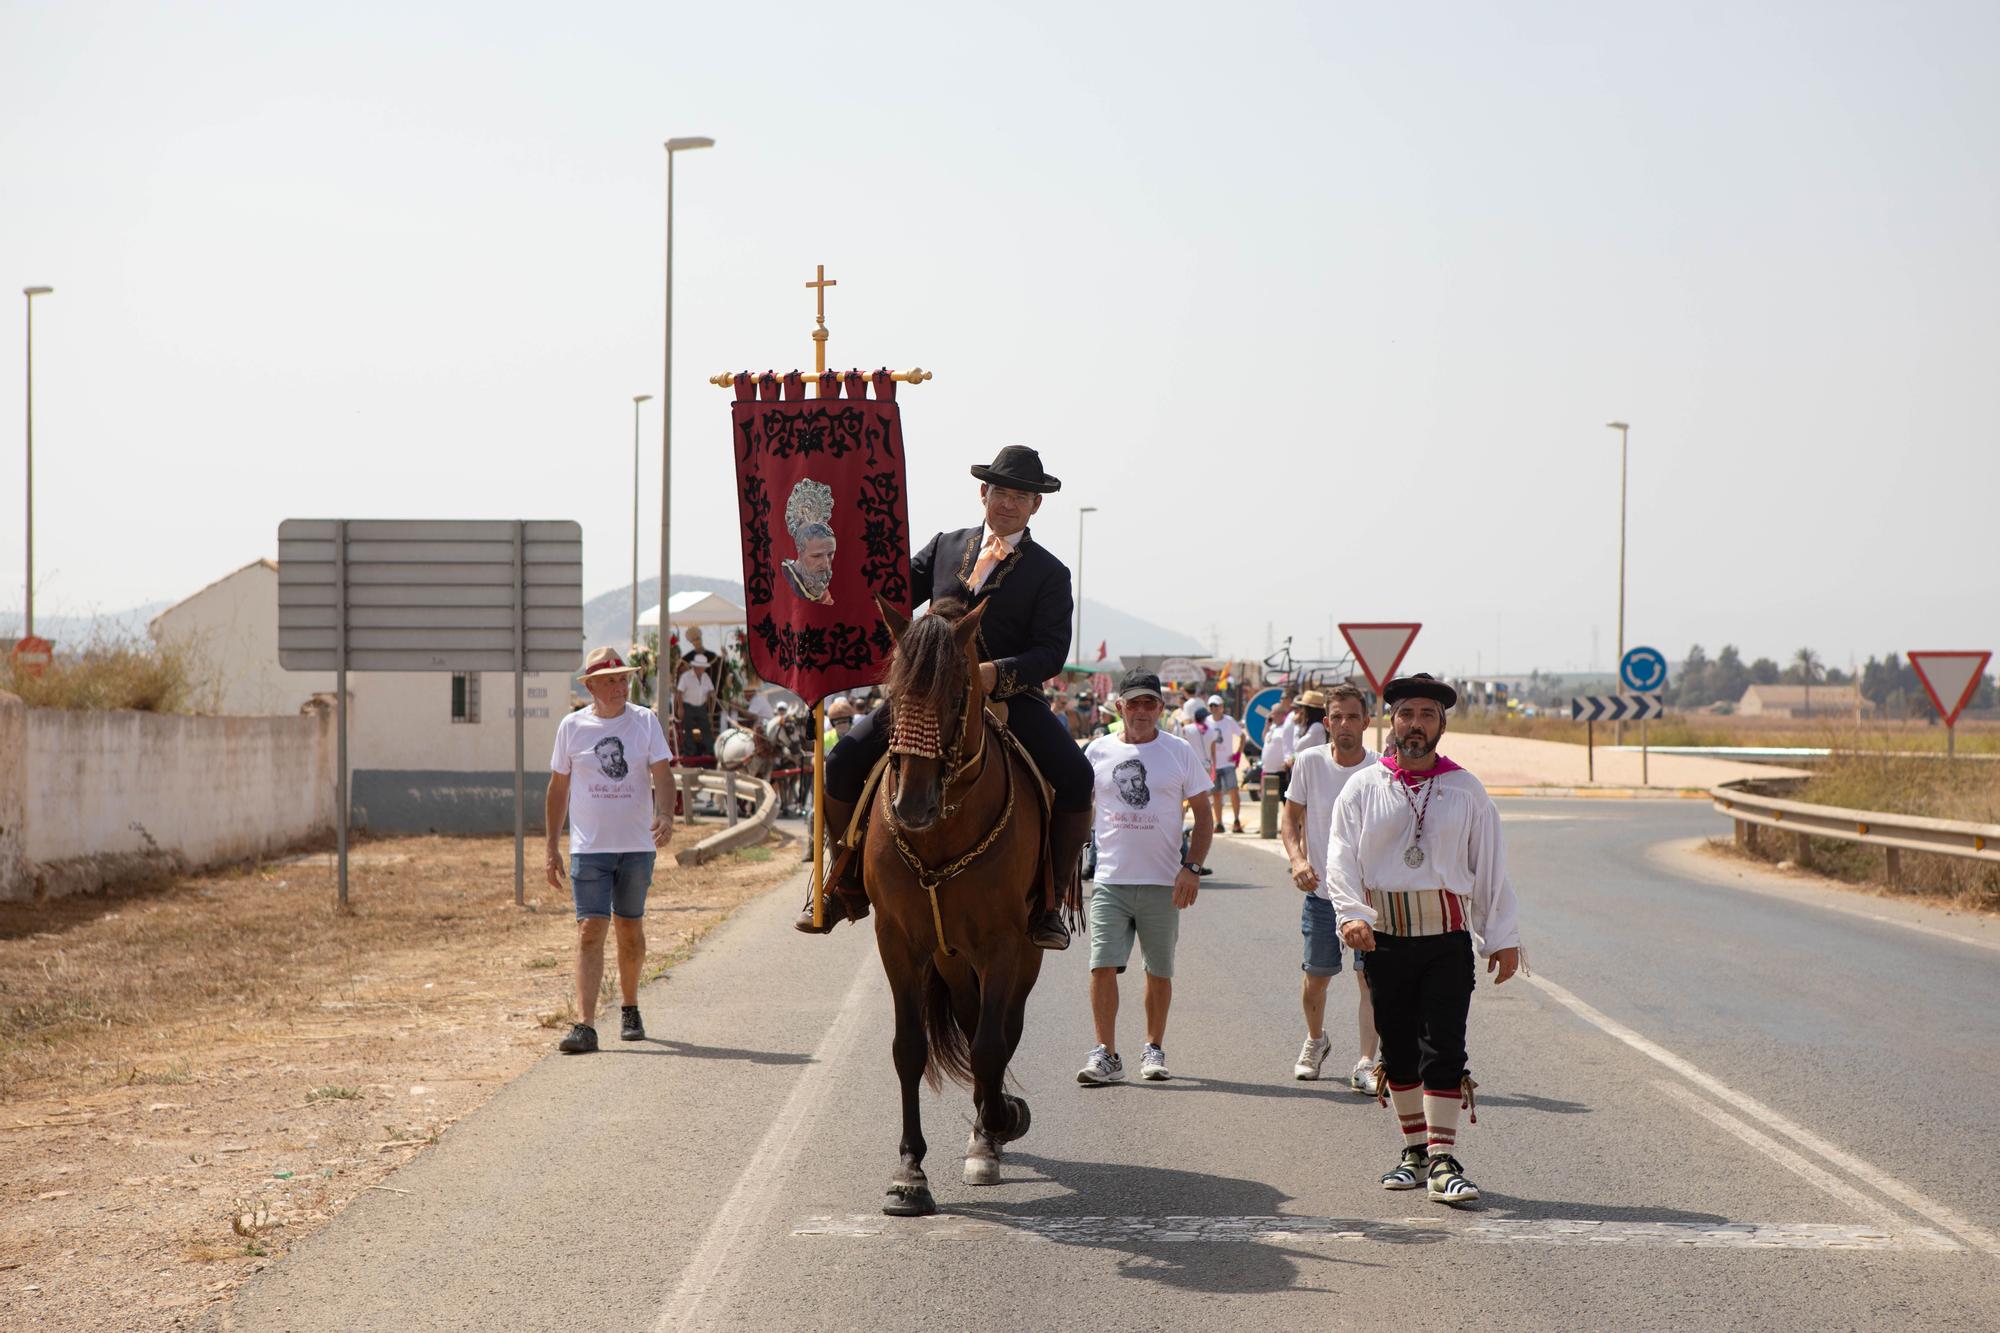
top-left (279, 519), bottom-right (584, 906)
top-left (1573, 695), bottom-right (1665, 784)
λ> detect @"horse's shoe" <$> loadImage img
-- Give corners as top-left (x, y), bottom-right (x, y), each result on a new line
top-left (883, 1181), bottom-right (937, 1217)
top-left (963, 1129), bottom-right (1001, 1187)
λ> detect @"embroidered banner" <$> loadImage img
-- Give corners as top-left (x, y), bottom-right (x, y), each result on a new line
top-left (731, 371), bottom-right (912, 704)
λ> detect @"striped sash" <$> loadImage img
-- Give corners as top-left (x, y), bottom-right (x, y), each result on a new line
top-left (1366, 888), bottom-right (1468, 937)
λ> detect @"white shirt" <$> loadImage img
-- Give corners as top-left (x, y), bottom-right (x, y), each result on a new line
top-left (550, 705), bottom-right (674, 854)
top-left (1292, 719), bottom-right (1326, 757)
top-left (1209, 714), bottom-right (1245, 772)
top-left (1324, 761), bottom-right (1521, 956)
top-left (1260, 715), bottom-right (1295, 772)
top-left (1084, 729), bottom-right (1211, 885)
top-left (677, 669), bottom-right (714, 707)
top-left (1285, 744), bottom-right (1378, 896)
top-left (967, 525), bottom-right (1025, 593)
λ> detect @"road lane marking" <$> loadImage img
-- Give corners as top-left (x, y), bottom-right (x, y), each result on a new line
top-left (654, 947), bottom-right (885, 1331)
top-left (794, 1212), bottom-right (1948, 1251)
top-left (1652, 1081), bottom-right (1954, 1249)
top-left (1527, 972), bottom-right (2000, 1257)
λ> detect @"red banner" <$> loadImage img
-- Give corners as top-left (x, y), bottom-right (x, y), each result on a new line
top-left (731, 371), bottom-right (912, 704)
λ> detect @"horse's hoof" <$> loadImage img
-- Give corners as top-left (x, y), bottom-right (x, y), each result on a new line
top-left (882, 1183), bottom-right (937, 1217)
top-left (1000, 1094), bottom-right (1032, 1143)
top-left (963, 1152), bottom-right (1001, 1186)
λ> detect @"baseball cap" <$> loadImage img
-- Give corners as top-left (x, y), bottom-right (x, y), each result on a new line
top-left (1116, 669), bottom-right (1164, 702)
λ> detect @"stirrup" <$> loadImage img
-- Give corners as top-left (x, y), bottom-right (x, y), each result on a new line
top-left (1028, 909), bottom-right (1070, 950)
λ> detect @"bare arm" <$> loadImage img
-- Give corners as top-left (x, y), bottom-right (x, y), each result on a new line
top-left (1280, 800), bottom-right (1316, 891)
top-left (650, 759), bottom-right (676, 847)
top-left (1175, 792), bottom-right (1215, 909)
top-left (544, 772), bottom-right (570, 888)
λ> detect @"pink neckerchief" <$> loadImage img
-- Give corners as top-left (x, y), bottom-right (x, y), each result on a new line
top-left (1380, 750), bottom-right (1462, 788)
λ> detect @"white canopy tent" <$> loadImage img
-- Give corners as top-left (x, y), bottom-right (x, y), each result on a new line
top-left (638, 589), bottom-right (746, 631)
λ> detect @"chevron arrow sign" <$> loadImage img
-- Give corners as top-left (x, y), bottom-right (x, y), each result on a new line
top-left (1570, 695), bottom-right (1665, 722)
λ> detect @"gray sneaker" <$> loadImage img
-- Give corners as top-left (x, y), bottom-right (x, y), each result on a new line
top-left (1294, 1034), bottom-right (1332, 1080)
top-left (1139, 1043), bottom-right (1170, 1081)
top-left (1077, 1045), bottom-right (1124, 1085)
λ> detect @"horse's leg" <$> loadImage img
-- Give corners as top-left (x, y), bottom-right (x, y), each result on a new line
top-left (963, 952), bottom-right (1023, 1186)
top-left (993, 945), bottom-right (1042, 1145)
top-left (883, 946), bottom-right (936, 1217)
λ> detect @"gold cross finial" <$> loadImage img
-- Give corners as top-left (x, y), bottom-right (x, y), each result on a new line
top-left (806, 263), bottom-right (836, 326)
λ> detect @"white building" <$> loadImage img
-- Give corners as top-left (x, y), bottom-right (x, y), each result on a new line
top-left (150, 559), bottom-right (577, 833)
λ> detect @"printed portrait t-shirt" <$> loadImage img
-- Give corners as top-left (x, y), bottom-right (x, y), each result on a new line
top-left (1209, 714), bottom-right (1245, 773)
top-left (550, 704), bottom-right (674, 854)
top-left (1084, 729), bottom-right (1213, 886)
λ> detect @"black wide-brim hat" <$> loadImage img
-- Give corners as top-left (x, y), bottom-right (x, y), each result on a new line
top-left (971, 445), bottom-right (1062, 494)
top-left (1383, 672), bottom-right (1458, 711)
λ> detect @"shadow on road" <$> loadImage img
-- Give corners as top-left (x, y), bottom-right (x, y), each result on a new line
top-left (952, 1152), bottom-right (1448, 1296)
top-left (617, 1038), bottom-right (815, 1065)
top-left (1472, 1191), bottom-right (1729, 1225)
top-left (1471, 1091), bottom-right (1592, 1115)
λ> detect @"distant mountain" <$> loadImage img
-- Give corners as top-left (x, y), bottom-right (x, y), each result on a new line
top-left (581, 575), bottom-right (1202, 661)
top-left (0, 601), bottom-right (174, 646)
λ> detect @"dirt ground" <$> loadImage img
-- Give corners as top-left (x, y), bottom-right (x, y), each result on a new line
top-left (0, 827), bottom-right (800, 1330)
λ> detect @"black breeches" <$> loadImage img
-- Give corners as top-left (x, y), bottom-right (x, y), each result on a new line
top-left (1367, 930), bottom-right (1475, 1094)
top-left (825, 694), bottom-right (1094, 813)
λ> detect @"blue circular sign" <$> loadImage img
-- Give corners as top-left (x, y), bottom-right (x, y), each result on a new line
top-left (1621, 646), bottom-right (1668, 693)
top-left (1245, 687), bottom-right (1283, 748)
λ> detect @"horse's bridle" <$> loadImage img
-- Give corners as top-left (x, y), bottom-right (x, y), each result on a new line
top-left (882, 694), bottom-right (1014, 957)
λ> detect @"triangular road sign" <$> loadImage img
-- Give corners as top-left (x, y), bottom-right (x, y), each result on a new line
top-left (1339, 622), bottom-right (1421, 696)
top-left (1908, 651), bottom-right (1992, 727)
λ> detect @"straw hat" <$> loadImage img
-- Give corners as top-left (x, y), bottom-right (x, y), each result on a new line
top-left (581, 646), bottom-right (641, 680)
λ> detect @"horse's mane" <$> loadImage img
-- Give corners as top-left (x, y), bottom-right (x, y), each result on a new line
top-left (885, 598), bottom-right (970, 719)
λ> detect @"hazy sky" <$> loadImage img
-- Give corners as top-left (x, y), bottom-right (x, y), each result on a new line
top-left (3, 1), bottom-right (1995, 676)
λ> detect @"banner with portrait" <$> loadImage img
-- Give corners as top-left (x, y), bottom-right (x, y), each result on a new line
top-left (730, 371), bottom-right (912, 704)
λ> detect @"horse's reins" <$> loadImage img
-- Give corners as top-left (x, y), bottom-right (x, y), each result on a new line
top-left (885, 698), bottom-right (1014, 957)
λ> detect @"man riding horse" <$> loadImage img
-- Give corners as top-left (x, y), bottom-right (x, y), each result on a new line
top-left (795, 445), bottom-right (1094, 950)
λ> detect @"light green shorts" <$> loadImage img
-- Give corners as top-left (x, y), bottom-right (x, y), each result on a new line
top-left (1088, 881), bottom-right (1181, 978)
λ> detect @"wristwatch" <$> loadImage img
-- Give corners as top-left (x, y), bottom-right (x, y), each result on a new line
top-left (1180, 858), bottom-right (1203, 874)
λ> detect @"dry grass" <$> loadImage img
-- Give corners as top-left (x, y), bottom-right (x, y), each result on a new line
top-left (1448, 710), bottom-right (2000, 754)
top-left (1731, 754), bottom-right (2000, 909)
top-left (0, 634), bottom-right (205, 712)
top-left (0, 827), bottom-right (800, 1328)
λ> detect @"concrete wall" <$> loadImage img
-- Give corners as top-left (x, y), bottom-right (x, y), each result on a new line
top-left (352, 770), bottom-right (552, 835)
top-left (0, 693), bottom-right (336, 902)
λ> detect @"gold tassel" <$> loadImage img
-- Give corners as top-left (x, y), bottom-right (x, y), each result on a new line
top-left (1461, 1074), bottom-right (1479, 1125)
top-left (1373, 1062), bottom-right (1389, 1109)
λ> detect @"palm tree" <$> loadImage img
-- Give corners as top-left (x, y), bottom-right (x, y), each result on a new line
top-left (1794, 647), bottom-right (1823, 716)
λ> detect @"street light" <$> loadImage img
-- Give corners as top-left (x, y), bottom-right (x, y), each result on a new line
top-left (630, 394), bottom-right (653, 652)
top-left (1074, 506), bottom-right (1098, 673)
top-left (659, 136), bottom-right (715, 660)
top-left (22, 286), bottom-right (53, 639)
top-left (1606, 420), bottom-right (1629, 742)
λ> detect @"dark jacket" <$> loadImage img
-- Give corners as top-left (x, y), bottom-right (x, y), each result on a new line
top-left (910, 526), bottom-right (1072, 700)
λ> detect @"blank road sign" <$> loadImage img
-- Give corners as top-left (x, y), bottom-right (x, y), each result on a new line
top-left (1339, 623), bottom-right (1420, 696)
top-left (1907, 651), bottom-right (1992, 727)
top-left (277, 519), bottom-right (584, 672)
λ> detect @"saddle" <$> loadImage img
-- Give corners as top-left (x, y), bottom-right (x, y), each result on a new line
top-left (828, 702), bottom-right (1055, 906)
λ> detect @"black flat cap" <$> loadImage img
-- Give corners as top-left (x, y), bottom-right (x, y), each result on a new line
top-left (1383, 672), bottom-right (1457, 710)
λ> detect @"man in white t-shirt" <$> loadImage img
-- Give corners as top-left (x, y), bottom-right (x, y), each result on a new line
top-left (545, 647), bottom-right (676, 1055)
top-left (1075, 670), bottom-right (1216, 1085)
top-left (1281, 682), bottom-right (1380, 1088)
top-left (1259, 694), bottom-right (1296, 803)
top-left (1206, 693), bottom-right (1248, 835)
top-left (675, 649), bottom-right (717, 758)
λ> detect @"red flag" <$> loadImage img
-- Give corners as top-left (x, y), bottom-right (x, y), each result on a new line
top-left (1095, 640), bottom-right (1107, 662)
top-left (731, 372), bottom-right (912, 704)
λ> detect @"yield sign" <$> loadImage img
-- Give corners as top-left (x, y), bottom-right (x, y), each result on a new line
top-left (1908, 651), bottom-right (1992, 727)
top-left (1339, 622), bottom-right (1421, 696)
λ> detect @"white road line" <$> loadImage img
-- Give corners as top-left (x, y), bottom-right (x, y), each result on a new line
top-left (1527, 972), bottom-right (2000, 1256)
top-left (794, 1212), bottom-right (1947, 1252)
top-left (1652, 1081), bottom-right (1954, 1250)
top-left (654, 948), bottom-right (885, 1331)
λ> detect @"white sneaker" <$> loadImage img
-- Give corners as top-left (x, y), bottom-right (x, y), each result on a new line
top-left (1077, 1045), bottom-right (1124, 1085)
top-left (1139, 1043), bottom-right (1170, 1081)
top-left (1293, 1034), bottom-right (1332, 1080)
top-left (1349, 1057), bottom-right (1380, 1096)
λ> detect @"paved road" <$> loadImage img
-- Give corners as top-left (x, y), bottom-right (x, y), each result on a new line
top-left (218, 801), bottom-right (2000, 1331)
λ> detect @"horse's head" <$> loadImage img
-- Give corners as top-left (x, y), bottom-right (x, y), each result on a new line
top-left (879, 594), bottom-right (988, 832)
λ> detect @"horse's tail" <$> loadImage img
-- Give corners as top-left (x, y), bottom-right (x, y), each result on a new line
top-left (919, 958), bottom-right (974, 1092)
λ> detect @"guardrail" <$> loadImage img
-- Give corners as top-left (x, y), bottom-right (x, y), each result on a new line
top-left (672, 768), bottom-right (779, 867)
top-left (1710, 776), bottom-right (2000, 888)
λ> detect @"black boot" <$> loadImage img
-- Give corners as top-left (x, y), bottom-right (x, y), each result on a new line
top-left (1031, 808), bottom-right (1093, 950)
top-left (794, 796), bottom-right (865, 934)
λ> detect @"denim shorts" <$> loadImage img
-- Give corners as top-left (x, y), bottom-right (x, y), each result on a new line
top-left (570, 851), bottom-right (657, 920)
top-left (1088, 882), bottom-right (1181, 978)
top-left (1213, 766), bottom-right (1239, 792)
top-left (1301, 894), bottom-right (1345, 977)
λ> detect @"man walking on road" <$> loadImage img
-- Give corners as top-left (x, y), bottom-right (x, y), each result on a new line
top-left (1327, 673), bottom-right (1522, 1205)
top-left (1281, 682), bottom-right (1379, 1086)
top-left (1077, 670), bottom-right (1216, 1085)
top-left (1206, 693), bottom-right (1248, 834)
top-left (546, 647), bottom-right (676, 1054)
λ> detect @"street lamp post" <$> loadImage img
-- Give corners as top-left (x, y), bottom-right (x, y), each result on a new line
top-left (659, 136), bottom-right (715, 667)
top-left (22, 287), bottom-right (52, 638)
top-left (1074, 506), bottom-right (1098, 673)
top-left (630, 394), bottom-right (652, 653)
top-left (1606, 420), bottom-right (1629, 744)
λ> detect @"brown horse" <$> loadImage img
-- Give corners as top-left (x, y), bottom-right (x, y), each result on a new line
top-left (865, 597), bottom-right (1045, 1217)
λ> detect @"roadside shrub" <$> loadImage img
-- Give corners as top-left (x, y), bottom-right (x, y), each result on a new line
top-left (0, 636), bottom-right (199, 713)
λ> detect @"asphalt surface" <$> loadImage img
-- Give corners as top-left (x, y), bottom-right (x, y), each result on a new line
top-left (218, 801), bottom-right (2000, 1332)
